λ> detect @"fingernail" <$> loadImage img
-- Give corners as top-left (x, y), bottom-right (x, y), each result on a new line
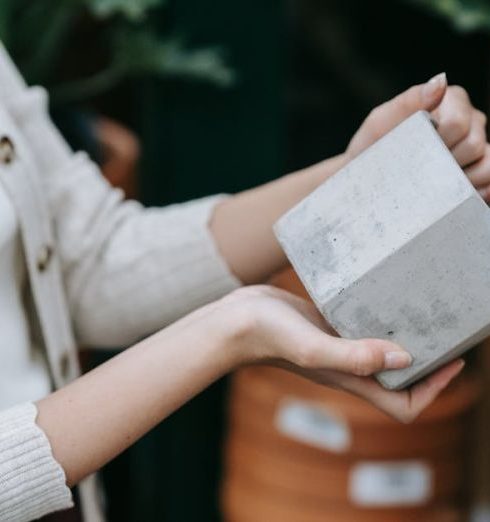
top-left (385, 351), bottom-right (412, 369)
top-left (422, 72), bottom-right (447, 102)
top-left (450, 360), bottom-right (466, 382)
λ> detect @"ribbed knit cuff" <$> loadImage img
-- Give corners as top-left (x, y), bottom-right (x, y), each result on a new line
top-left (177, 193), bottom-right (243, 296)
top-left (0, 402), bottom-right (73, 522)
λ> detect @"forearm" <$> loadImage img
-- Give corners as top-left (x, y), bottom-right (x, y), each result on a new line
top-left (36, 302), bottom-right (238, 487)
top-left (210, 154), bottom-right (347, 284)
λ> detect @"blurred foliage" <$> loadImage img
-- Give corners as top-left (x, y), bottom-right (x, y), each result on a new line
top-left (87, 0), bottom-right (162, 20)
top-left (404, 0), bottom-right (490, 32)
top-left (0, 0), bottom-right (234, 104)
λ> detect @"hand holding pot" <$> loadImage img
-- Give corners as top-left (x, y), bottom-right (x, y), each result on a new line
top-left (220, 285), bottom-right (465, 423)
top-left (346, 73), bottom-right (490, 201)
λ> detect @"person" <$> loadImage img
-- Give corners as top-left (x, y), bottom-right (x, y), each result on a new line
top-left (0, 41), bottom-right (488, 522)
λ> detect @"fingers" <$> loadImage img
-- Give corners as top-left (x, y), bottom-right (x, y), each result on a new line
top-left (346, 74), bottom-right (487, 170)
top-left (341, 359), bottom-right (465, 423)
top-left (450, 110), bottom-right (487, 167)
top-left (346, 73), bottom-right (447, 159)
top-left (431, 85), bottom-right (488, 193)
top-left (433, 86), bottom-right (473, 148)
top-left (303, 336), bottom-right (412, 377)
top-left (466, 144), bottom-right (490, 186)
top-left (377, 73), bottom-right (447, 124)
top-left (401, 359), bottom-right (466, 422)
top-left (477, 185), bottom-right (490, 202)
top-left (465, 144), bottom-right (490, 202)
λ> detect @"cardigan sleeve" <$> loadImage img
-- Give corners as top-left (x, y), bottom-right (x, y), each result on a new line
top-left (46, 160), bottom-right (242, 347)
top-left (0, 48), bottom-right (241, 348)
top-left (0, 402), bottom-right (73, 522)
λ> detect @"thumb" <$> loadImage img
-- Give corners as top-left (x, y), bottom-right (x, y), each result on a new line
top-left (419, 72), bottom-right (448, 112)
top-left (314, 337), bottom-right (412, 377)
top-left (347, 73), bottom-right (447, 159)
top-left (376, 72), bottom-right (447, 125)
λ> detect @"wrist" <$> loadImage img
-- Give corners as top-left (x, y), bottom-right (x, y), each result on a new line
top-left (188, 298), bottom-right (252, 373)
top-left (209, 290), bottom-right (266, 369)
top-left (297, 153), bottom-right (349, 192)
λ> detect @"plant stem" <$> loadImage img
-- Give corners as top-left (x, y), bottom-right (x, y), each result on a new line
top-left (50, 64), bottom-right (125, 104)
top-left (24, 1), bottom-right (78, 84)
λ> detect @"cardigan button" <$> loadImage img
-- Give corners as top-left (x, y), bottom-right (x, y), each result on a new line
top-left (37, 244), bottom-right (53, 272)
top-left (0, 136), bottom-right (15, 164)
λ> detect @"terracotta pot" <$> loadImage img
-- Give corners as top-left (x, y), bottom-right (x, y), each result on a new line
top-left (223, 473), bottom-right (464, 522)
top-left (225, 431), bottom-right (464, 507)
top-left (250, 366), bottom-right (479, 422)
top-left (270, 268), bottom-right (310, 299)
top-left (96, 117), bottom-right (140, 200)
top-left (229, 388), bottom-right (469, 462)
top-left (221, 268), bottom-right (480, 520)
top-left (228, 366), bottom-right (478, 459)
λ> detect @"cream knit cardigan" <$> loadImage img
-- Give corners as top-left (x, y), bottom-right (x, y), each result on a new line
top-left (0, 44), bottom-right (240, 521)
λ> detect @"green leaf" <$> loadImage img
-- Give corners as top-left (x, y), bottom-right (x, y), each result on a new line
top-left (113, 29), bottom-right (235, 87)
top-left (87, 0), bottom-right (163, 21)
top-left (403, 0), bottom-right (490, 32)
top-left (51, 28), bottom-right (234, 103)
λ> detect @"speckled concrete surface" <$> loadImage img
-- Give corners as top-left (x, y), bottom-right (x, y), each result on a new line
top-left (275, 111), bottom-right (490, 389)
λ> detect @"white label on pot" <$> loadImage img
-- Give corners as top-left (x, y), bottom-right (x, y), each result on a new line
top-left (349, 461), bottom-right (432, 506)
top-left (275, 398), bottom-right (350, 452)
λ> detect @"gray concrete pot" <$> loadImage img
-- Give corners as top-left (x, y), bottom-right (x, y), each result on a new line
top-left (275, 111), bottom-right (490, 390)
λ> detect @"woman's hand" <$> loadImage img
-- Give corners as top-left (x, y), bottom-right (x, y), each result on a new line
top-left (222, 285), bottom-right (465, 423)
top-left (210, 75), bottom-right (489, 286)
top-left (346, 73), bottom-right (490, 201)
top-left (35, 283), bottom-right (462, 488)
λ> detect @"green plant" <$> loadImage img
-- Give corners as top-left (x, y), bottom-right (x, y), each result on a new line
top-left (0, 0), bottom-right (234, 104)
top-left (403, 0), bottom-right (490, 32)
